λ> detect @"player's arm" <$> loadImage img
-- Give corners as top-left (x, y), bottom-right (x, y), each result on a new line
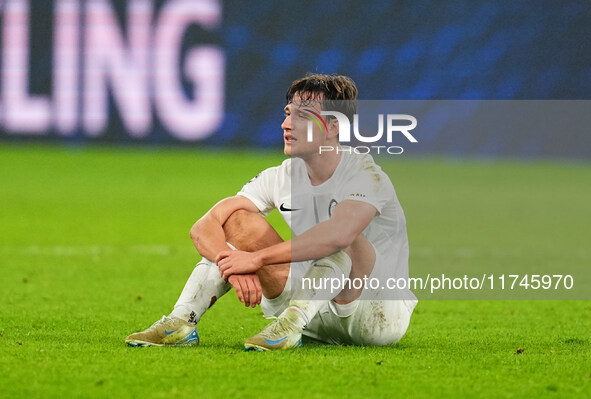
top-left (190, 195), bottom-right (260, 262)
top-left (217, 200), bottom-right (376, 278)
top-left (296, 199), bottom-right (377, 259)
top-left (191, 195), bottom-right (263, 307)
top-left (262, 200), bottom-right (377, 263)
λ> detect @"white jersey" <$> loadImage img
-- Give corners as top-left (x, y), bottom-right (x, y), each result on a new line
top-left (238, 149), bottom-right (414, 299)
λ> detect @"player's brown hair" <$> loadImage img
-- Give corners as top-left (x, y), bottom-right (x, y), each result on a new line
top-left (285, 73), bottom-right (358, 120)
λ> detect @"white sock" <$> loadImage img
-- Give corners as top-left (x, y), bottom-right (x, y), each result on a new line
top-left (289, 251), bottom-right (352, 326)
top-left (170, 258), bottom-right (231, 324)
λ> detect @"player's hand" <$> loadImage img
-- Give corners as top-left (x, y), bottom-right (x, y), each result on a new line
top-left (227, 274), bottom-right (262, 308)
top-left (216, 250), bottom-right (262, 279)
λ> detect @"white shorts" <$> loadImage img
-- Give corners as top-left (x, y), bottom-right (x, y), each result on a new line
top-left (304, 298), bottom-right (416, 346)
top-left (260, 260), bottom-right (418, 346)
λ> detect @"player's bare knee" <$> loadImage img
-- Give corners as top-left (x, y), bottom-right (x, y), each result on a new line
top-left (223, 210), bottom-right (282, 252)
top-left (223, 209), bottom-right (254, 234)
top-left (223, 210), bottom-right (257, 247)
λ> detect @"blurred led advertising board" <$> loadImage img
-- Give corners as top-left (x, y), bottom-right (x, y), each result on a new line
top-left (0, 0), bottom-right (224, 142)
top-left (1, 0), bottom-right (590, 159)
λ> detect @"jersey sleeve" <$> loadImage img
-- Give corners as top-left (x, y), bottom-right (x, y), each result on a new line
top-left (237, 167), bottom-right (277, 217)
top-left (341, 169), bottom-right (395, 214)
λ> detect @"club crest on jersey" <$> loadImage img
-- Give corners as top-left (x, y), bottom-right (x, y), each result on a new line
top-left (328, 199), bottom-right (338, 217)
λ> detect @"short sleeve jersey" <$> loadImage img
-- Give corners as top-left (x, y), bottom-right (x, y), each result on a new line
top-left (238, 149), bottom-right (413, 285)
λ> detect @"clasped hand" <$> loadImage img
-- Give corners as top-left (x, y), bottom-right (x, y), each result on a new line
top-left (216, 250), bottom-right (263, 308)
top-left (216, 250), bottom-right (262, 280)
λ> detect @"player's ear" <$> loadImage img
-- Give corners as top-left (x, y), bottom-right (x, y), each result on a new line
top-left (326, 117), bottom-right (340, 140)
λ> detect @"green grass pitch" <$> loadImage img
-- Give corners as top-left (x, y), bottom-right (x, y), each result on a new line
top-left (0, 144), bottom-right (589, 398)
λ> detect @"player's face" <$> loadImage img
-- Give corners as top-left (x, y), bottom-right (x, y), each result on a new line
top-left (282, 96), bottom-right (330, 158)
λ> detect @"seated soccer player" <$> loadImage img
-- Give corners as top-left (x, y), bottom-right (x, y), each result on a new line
top-left (126, 74), bottom-right (417, 350)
